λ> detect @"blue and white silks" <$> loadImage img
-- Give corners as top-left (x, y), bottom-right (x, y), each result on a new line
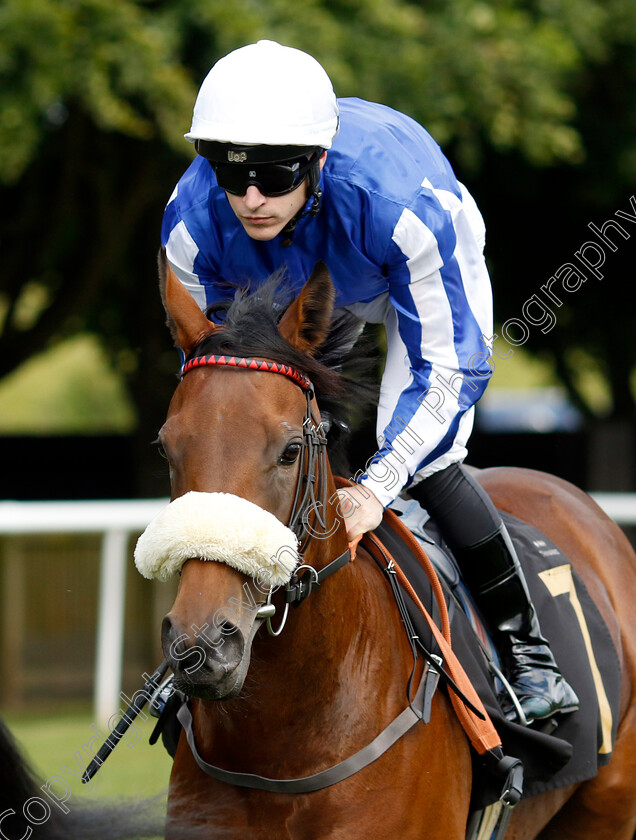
top-left (161, 97), bottom-right (493, 507)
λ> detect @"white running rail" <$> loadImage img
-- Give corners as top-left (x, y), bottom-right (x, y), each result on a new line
top-left (0, 494), bottom-right (633, 723)
top-left (0, 499), bottom-right (169, 725)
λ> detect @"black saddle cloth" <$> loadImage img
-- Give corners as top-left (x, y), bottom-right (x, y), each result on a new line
top-left (374, 508), bottom-right (622, 806)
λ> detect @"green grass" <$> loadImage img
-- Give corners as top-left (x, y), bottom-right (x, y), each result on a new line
top-left (0, 334), bottom-right (136, 434)
top-left (3, 707), bottom-right (173, 805)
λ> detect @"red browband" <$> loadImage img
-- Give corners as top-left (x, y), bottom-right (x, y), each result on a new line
top-left (181, 354), bottom-right (313, 392)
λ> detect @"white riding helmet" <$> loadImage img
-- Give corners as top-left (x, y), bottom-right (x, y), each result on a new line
top-left (185, 40), bottom-right (340, 149)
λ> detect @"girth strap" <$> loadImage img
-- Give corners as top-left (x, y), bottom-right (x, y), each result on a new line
top-left (176, 661), bottom-right (436, 794)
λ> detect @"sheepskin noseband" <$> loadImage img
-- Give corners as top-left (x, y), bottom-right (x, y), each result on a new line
top-left (134, 491), bottom-right (299, 587)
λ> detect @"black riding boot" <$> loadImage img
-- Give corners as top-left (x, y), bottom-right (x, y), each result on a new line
top-left (454, 525), bottom-right (579, 723)
top-left (409, 464), bottom-right (579, 724)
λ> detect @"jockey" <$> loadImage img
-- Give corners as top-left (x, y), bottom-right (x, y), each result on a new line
top-left (161, 40), bottom-right (578, 725)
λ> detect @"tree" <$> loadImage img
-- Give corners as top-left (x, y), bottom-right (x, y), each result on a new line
top-left (464, 0), bottom-right (636, 488)
top-left (1, 0), bottom-right (634, 492)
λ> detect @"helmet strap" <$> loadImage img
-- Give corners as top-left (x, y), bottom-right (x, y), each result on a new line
top-left (280, 158), bottom-right (323, 248)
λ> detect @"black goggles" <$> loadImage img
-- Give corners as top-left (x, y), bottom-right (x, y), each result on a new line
top-left (211, 152), bottom-right (319, 197)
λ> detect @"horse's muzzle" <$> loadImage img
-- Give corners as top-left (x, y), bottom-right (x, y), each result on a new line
top-left (161, 613), bottom-right (246, 700)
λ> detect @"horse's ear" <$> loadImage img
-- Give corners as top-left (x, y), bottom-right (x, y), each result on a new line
top-left (278, 262), bottom-right (334, 356)
top-left (158, 248), bottom-right (216, 355)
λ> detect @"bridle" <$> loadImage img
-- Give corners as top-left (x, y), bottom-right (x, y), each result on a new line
top-left (176, 355), bottom-right (448, 795)
top-left (87, 352), bottom-right (514, 803)
top-left (180, 353), bottom-right (351, 615)
top-left (181, 353), bottom-right (331, 548)
top-left (82, 350), bottom-right (351, 784)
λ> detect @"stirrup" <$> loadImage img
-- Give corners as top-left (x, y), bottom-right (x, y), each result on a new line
top-left (493, 659), bottom-right (579, 726)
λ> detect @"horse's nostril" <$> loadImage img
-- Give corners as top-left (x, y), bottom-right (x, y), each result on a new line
top-left (161, 615), bottom-right (186, 654)
top-left (161, 612), bottom-right (245, 677)
top-left (218, 619), bottom-right (238, 636)
top-left (161, 615), bottom-right (200, 659)
top-left (161, 615), bottom-right (173, 640)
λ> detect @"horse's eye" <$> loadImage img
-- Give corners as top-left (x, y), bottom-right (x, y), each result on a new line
top-left (153, 437), bottom-right (169, 462)
top-left (279, 441), bottom-right (302, 465)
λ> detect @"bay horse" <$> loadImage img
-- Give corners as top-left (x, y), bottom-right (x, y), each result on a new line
top-left (151, 254), bottom-right (636, 840)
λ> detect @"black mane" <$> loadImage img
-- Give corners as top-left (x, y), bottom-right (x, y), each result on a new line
top-left (188, 276), bottom-right (377, 472)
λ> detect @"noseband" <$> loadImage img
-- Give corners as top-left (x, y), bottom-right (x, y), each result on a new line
top-left (180, 354), bottom-right (331, 549)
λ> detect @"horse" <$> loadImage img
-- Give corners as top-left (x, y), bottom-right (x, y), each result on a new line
top-left (151, 253), bottom-right (636, 840)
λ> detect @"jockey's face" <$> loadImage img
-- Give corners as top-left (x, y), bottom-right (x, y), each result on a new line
top-left (225, 152), bottom-right (326, 241)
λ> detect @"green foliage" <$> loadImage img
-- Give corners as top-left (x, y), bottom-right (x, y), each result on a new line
top-left (0, 0), bottom-right (635, 462)
top-left (0, 334), bottom-right (136, 433)
top-left (0, 0), bottom-right (621, 185)
top-left (0, 0), bottom-right (194, 183)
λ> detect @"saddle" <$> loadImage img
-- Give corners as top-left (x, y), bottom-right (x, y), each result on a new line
top-left (379, 496), bottom-right (622, 806)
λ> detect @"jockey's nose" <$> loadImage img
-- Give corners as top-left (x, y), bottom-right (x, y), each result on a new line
top-left (243, 184), bottom-right (267, 210)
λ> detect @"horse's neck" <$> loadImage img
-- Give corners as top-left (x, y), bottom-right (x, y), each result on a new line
top-left (263, 539), bottom-right (403, 692)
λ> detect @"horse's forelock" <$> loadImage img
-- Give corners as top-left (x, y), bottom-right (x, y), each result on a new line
top-left (189, 277), bottom-right (357, 400)
top-left (185, 276), bottom-right (377, 476)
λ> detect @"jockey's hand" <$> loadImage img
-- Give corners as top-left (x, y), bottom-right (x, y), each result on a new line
top-left (335, 484), bottom-right (384, 542)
